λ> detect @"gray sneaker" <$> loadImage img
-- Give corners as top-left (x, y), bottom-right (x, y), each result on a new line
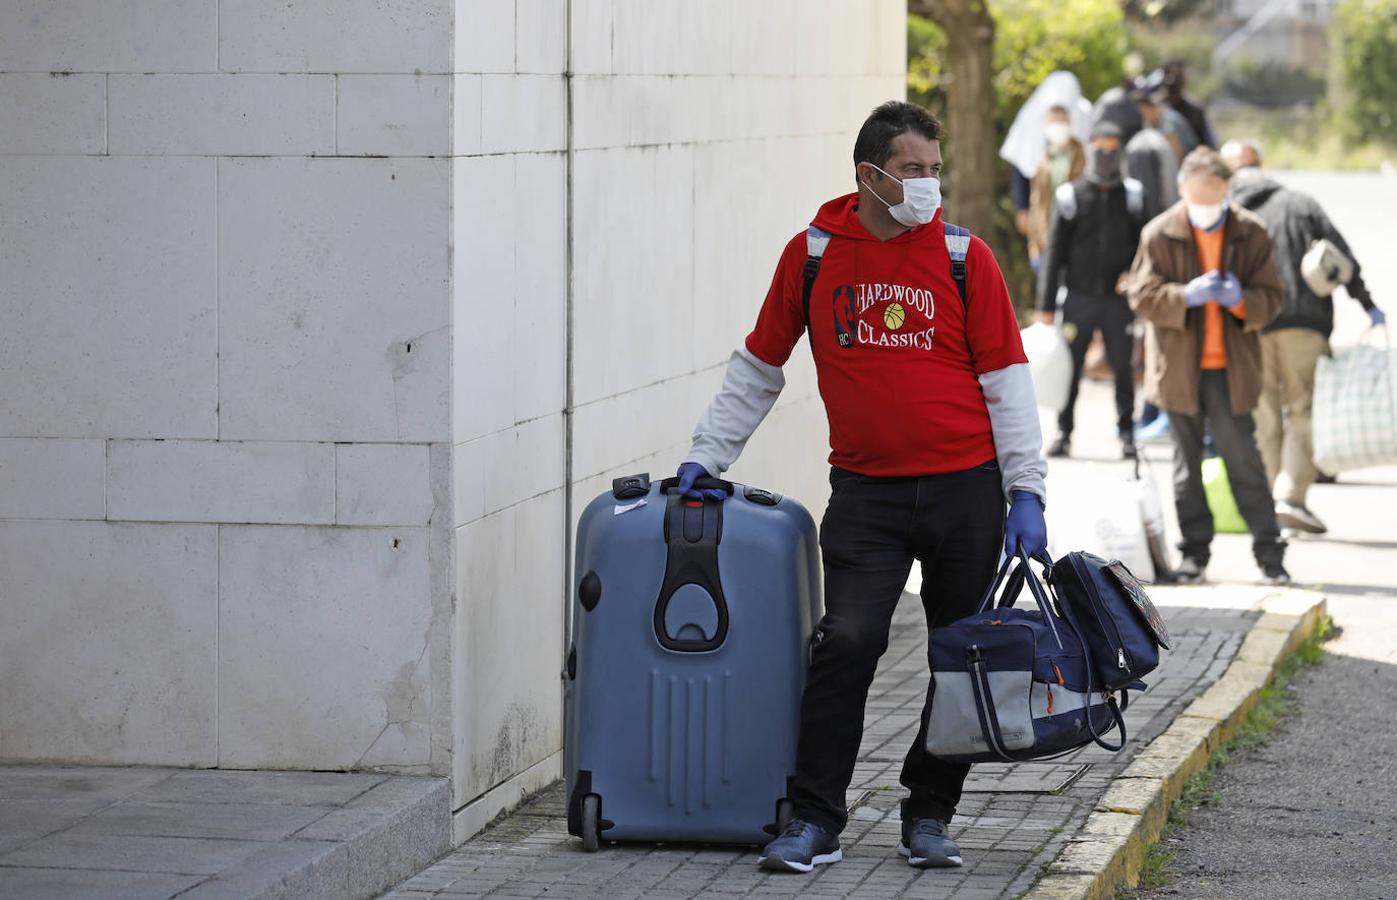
top-left (898, 817), bottom-right (963, 868)
top-left (1275, 501), bottom-right (1327, 535)
top-left (757, 818), bottom-right (842, 873)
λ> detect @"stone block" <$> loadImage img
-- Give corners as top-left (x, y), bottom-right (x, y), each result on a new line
top-left (0, 157), bottom-right (217, 439)
top-left (107, 440), bottom-right (334, 525)
top-left (0, 868), bottom-right (203, 899)
top-left (139, 770), bottom-right (386, 807)
top-left (0, 522), bottom-right (217, 765)
top-left (0, 0), bottom-right (216, 73)
top-left (107, 75), bottom-right (334, 156)
top-left (220, 0), bottom-right (450, 74)
top-left (452, 490), bottom-right (565, 802)
top-left (511, 152), bottom-right (568, 423)
top-left (218, 157), bottom-right (449, 443)
top-left (0, 832), bottom-right (265, 875)
top-left (295, 777), bottom-right (449, 897)
top-left (453, 0), bottom-right (516, 74)
top-left (453, 414), bottom-right (565, 525)
top-left (0, 74), bottom-right (105, 154)
top-left (571, 145), bottom-right (695, 406)
top-left (479, 75), bottom-right (566, 153)
top-left (515, 0), bottom-right (566, 74)
top-left (1235, 625), bottom-right (1290, 674)
top-left (0, 766), bottom-right (176, 803)
top-left (337, 75), bottom-right (449, 157)
top-left (173, 840), bottom-right (350, 900)
top-left (0, 438), bottom-right (105, 520)
top-left (70, 800), bottom-right (328, 841)
top-left (569, 371), bottom-right (712, 482)
top-left (451, 74), bottom-right (483, 155)
top-left (451, 153), bottom-right (516, 443)
top-left (335, 444), bottom-right (436, 527)
top-left (567, 0), bottom-right (612, 75)
top-left (217, 525), bottom-right (435, 770)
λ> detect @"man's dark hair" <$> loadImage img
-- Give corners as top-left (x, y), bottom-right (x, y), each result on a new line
top-left (852, 101), bottom-right (942, 169)
top-left (1046, 104), bottom-right (1070, 117)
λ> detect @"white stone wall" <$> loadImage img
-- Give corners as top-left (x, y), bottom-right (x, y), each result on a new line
top-left (1, 0), bottom-right (905, 840)
top-left (0, 1), bottom-right (453, 774)
top-left (450, 0), bottom-right (906, 837)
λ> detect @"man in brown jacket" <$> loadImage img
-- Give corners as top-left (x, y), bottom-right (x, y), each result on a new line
top-left (1127, 147), bottom-right (1289, 585)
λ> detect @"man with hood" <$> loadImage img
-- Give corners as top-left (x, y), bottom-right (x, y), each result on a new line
top-left (674, 101), bottom-right (1048, 874)
top-left (1128, 147), bottom-right (1288, 585)
top-left (1162, 59), bottom-right (1216, 150)
top-left (1037, 121), bottom-right (1146, 460)
top-left (1221, 139), bottom-right (1386, 534)
top-left (1023, 104), bottom-right (1087, 270)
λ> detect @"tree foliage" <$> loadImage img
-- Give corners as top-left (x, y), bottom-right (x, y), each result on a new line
top-left (1333, 0), bottom-right (1397, 144)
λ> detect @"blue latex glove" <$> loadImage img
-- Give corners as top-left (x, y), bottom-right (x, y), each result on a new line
top-left (675, 462), bottom-right (727, 501)
top-left (1004, 490), bottom-right (1048, 558)
top-left (1183, 272), bottom-right (1218, 308)
top-left (1371, 306), bottom-right (1387, 327)
top-left (1214, 272), bottom-right (1243, 308)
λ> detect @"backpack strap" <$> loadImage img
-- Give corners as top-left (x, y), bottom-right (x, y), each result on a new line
top-left (943, 222), bottom-right (971, 309)
top-left (801, 226), bottom-right (832, 335)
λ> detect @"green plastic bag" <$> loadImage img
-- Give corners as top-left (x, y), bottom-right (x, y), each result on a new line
top-left (1202, 457), bottom-right (1248, 534)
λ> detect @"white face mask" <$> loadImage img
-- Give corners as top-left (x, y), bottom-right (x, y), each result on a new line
top-left (1044, 122), bottom-right (1073, 148)
top-left (1187, 202), bottom-right (1226, 230)
top-left (863, 163), bottom-right (942, 227)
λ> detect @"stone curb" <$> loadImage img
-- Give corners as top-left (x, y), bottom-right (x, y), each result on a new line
top-left (1023, 591), bottom-right (1328, 900)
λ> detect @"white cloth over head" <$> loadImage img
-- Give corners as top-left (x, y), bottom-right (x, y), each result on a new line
top-left (999, 71), bottom-right (1094, 180)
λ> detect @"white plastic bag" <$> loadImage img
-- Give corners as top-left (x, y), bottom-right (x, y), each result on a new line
top-left (1046, 463), bottom-right (1156, 582)
top-left (1313, 331), bottom-right (1397, 473)
top-left (1021, 322), bottom-right (1073, 414)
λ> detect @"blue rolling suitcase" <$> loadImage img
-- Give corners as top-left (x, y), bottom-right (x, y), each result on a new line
top-left (564, 472), bottom-right (822, 850)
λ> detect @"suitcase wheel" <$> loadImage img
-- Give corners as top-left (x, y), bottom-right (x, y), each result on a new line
top-left (580, 794), bottom-right (602, 853)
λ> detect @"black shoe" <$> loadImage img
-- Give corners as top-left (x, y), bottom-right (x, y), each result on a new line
top-left (899, 817), bottom-right (963, 868)
top-left (1315, 470), bottom-right (1337, 484)
top-left (1175, 556), bottom-right (1207, 585)
top-left (1048, 436), bottom-right (1071, 458)
top-left (757, 818), bottom-right (842, 873)
top-left (1121, 436), bottom-right (1138, 459)
top-left (1260, 560), bottom-right (1292, 586)
top-left (1275, 502), bottom-right (1327, 535)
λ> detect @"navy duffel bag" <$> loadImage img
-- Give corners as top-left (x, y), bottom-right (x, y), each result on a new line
top-left (925, 549), bottom-right (1135, 764)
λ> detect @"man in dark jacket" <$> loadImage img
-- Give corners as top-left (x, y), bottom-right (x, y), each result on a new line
top-left (1037, 121), bottom-right (1146, 459)
top-left (1128, 147), bottom-right (1288, 585)
top-left (1222, 139), bottom-right (1387, 534)
top-left (1162, 59), bottom-right (1216, 149)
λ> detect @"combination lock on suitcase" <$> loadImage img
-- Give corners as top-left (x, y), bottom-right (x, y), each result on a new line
top-left (563, 472), bottom-right (822, 850)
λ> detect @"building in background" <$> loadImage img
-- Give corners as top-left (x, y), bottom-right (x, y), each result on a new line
top-left (0, 1), bottom-right (905, 842)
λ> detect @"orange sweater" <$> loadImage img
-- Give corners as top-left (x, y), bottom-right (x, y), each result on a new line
top-left (1193, 226), bottom-right (1246, 369)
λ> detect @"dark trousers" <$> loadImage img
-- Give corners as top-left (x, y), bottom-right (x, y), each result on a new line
top-left (1059, 290), bottom-right (1136, 438)
top-left (1169, 371), bottom-right (1284, 565)
top-left (790, 461), bottom-right (1004, 835)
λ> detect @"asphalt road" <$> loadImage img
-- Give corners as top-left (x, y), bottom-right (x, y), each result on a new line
top-left (1133, 169), bottom-right (1397, 899)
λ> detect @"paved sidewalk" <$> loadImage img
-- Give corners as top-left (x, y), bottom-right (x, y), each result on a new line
top-left (384, 597), bottom-right (1255, 900)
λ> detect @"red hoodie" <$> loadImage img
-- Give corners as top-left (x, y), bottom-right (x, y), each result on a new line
top-left (745, 194), bottom-right (1027, 477)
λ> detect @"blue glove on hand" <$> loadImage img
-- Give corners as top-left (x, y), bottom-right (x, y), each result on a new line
top-left (676, 462), bottom-right (727, 502)
top-left (1004, 489), bottom-right (1048, 558)
top-left (1214, 272), bottom-right (1243, 308)
top-left (1371, 307), bottom-right (1387, 327)
top-left (1183, 272), bottom-right (1218, 308)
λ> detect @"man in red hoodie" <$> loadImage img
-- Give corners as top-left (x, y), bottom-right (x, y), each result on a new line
top-left (676, 102), bottom-right (1048, 873)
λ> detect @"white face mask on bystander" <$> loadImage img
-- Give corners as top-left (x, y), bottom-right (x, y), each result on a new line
top-left (1187, 202), bottom-right (1226, 230)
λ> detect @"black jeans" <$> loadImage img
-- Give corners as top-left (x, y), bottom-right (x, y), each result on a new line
top-left (1169, 370), bottom-right (1284, 565)
top-left (790, 461), bottom-right (1005, 835)
top-left (1059, 290), bottom-right (1136, 438)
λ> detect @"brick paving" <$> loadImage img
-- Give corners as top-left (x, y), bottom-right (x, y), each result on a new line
top-left (384, 597), bottom-right (1253, 899)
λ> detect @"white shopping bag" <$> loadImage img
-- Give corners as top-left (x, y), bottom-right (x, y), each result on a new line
top-left (1045, 461), bottom-right (1162, 582)
top-left (1021, 322), bottom-right (1073, 414)
top-left (1313, 329), bottom-right (1397, 473)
